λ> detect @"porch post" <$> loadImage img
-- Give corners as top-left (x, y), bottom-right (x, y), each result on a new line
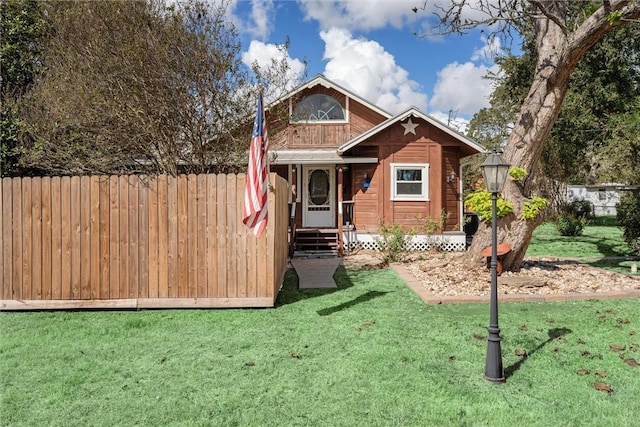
top-left (337, 165), bottom-right (344, 256)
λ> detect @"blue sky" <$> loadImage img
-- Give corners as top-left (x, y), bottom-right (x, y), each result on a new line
top-left (226, 0), bottom-right (505, 131)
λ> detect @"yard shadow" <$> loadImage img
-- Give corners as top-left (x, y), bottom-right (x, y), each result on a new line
top-left (275, 265), bottom-right (355, 306)
top-left (316, 290), bottom-right (389, 316)
top-left (504, 327), bottom-right (572, 379)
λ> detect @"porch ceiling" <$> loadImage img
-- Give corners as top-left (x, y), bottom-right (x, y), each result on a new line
top-left (271, 149), bottom-right (378, 165)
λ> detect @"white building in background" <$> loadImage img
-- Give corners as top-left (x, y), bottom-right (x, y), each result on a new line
top-left (566, 184), bottom-right (621, 216)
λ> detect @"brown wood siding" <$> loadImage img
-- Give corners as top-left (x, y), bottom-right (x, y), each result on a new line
top-left (442, 147), bottom-right (461, 231)
top-left (349, 120), bottom-right (465, 233)
top-left (269, 86), bottom-right (387, 150)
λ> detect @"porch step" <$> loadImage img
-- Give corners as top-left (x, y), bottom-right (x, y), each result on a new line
top-left (295, 228), bottom-right (339, 253)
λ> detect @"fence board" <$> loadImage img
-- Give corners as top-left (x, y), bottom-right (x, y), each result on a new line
top-left (196, 174), bottom-right (207, 298)
top-left (68, 176), bottom-right (80, 299)
top-left (2, 179), bottom-right (11, 299)
top-left (31, 178), bottom-right (42, 299)
top-left (11, 178), bottom-right (22, 299)
top-left (148, 176), bottom-right (159, 299)
top-left (138, 177), bottom-right (149, 299)
top-left (109, 176), bottom-right (120, 299)
top-left (206, 174), bottom-right (218, 297)
top-left (41, 178), bottom-right (52, 299)
top-left (118, 176), bottom-right (129, 299)
top-left (90, 176), bottom-right (100, 299)
top-left (187, 175), bottom-right (197, 298)
top-left (80, 176), bottom-right (91, 299)
top-left (235, 175), bottom-right (247, 298)
top-left (1, 173), bottom-right (289, 310)
top-left (51, 177), bottom-right (61, 299)
top-left (60, 177), bottom-right (72, 299)
top-left (216, 174), bottom-right (227, 297)
top-left (22, 178), bottom-right (32, 299)
top-left (99, 177), bottom-right (110, 299)
top-left (167, 175), bottom-right (178, 298)
top-left (127, 175), bottom-right (139, 299)
top-left (226, 174), bottom-right (238, 298)
top-left (177, 175), bottom-right (188, 298)
top-left (157, 175), bottom-right (169, 298)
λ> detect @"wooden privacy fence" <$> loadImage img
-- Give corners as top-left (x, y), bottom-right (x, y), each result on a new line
top-left (1, 173), bottom-right (289, 310)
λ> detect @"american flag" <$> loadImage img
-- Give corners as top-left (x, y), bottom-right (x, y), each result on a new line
top-left (242, 92), bottom-right (269, 237)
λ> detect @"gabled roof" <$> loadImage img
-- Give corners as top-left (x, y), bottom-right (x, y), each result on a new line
top-left (337, 107), bottom-right (485, 157)
top-left (284, 74), bottom-right (392, 119)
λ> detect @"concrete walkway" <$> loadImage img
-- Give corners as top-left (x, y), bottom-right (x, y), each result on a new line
top-left (290, 257), bottom-right (342, 289)
top-left (390, 263), bottom-right (640, 305)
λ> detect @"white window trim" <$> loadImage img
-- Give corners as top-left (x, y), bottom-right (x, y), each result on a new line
top-left (390, 163), bottom-right (429, 201)
top-left (288, 96), bottom-right (348, 125)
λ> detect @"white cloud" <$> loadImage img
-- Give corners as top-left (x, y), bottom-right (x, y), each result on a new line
top-left (320, 28), bottom-right (427, 114)
top-left (429, 61), bottom-right (498, 116)
top-left (296, 0), bottom-right (420, 32)
top-left (429, 37), bottom-right (501, 119)
top-left (242, 40), bottom-right (307, 88)
top-left (471, 36), bottom-right (501, 63)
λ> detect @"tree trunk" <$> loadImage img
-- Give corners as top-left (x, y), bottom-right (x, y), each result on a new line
top-left (465, 2), bottom-right (640, 271)
top-left (468, 11), bottom-right (573, 270)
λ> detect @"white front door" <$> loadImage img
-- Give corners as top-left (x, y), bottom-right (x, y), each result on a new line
top-left (302, 165), bottom-right (335, 228)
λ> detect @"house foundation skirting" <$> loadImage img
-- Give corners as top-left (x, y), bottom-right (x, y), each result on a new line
top-left (343, 231), bottom-right (466, 252)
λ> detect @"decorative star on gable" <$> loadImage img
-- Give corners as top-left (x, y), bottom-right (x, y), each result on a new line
top-left (401, 117), bottom-right (419, 135)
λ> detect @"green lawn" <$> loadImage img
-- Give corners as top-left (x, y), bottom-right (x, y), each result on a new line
top-left (526, 217), bottom-right (639, 274)
top-left (2, 267), bottom-right (639, 426)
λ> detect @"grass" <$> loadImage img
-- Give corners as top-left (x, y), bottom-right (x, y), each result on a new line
top-left (2, 267), bottom-right (640, 426)
top-left (526, 216), bottom-right (638, 275)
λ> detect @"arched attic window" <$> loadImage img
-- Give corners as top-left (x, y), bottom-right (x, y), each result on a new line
top-left (291, 94), bottom-right (345, 122)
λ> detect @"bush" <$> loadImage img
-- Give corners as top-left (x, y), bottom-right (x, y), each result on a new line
top-left (617, 191), bottom-right (640, 254)
top-left (565, 199), bottom-right (595, 220)
top-left (555, 212), bottom-right (587, 236)
top-left (464, 190), bottom-right (513, 222)
top-left (375, 219), bottom-right (415, 264)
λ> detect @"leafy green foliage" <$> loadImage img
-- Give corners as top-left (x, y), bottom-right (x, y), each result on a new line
top-left (464, 190), bottom-right (513, 222)
top-left (522, 197), bottom-right (548, 221)
top-left (565, 199), bottom-right (595, 220)
top-left (415, 209), bottom-right (451, 252)
top-left (0, 0), bottom-right (47, 176)
top-left (616, 191), bottom-right (640, 255)
top-left (508, 166), bottom-right (528, 181)
top-left (555, 213), bottom-right (588, 237)
top-left (374, 219), bottom-right (415, 263)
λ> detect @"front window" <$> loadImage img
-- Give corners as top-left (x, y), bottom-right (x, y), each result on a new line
top-left (391, 163), bottom-right (429, 201)
top-left (292, 94), bottom-right (345, 122)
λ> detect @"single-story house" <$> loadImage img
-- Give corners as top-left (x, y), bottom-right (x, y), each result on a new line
top-left (267, 75), bottom-right (484, 254)
top-left (566, 184), bottom-right (621, 216)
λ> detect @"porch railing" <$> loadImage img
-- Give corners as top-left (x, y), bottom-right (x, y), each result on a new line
top-left (341, 200), bottom-right (355, 254)
top-left (288, 201), bottom-right (297, 258)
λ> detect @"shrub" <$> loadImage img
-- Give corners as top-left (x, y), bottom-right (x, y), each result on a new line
top-left (565, 199), bottom-right (594, 220)
top-left (416, 210), bottom-right (450, 252)
top-left (522, 197), bottom-right (548, 221)
top-left (464, 190), bottom-right (513, 222)
top-left (555, 212), bottom-right (587, 236)
top-left (375, 219), bottom-right (415, 264)
top-left (617, 191), bottom-right (640, 254)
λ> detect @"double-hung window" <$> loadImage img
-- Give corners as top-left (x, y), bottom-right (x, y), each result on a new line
top-left (390, 163), bottom-right (429, 201)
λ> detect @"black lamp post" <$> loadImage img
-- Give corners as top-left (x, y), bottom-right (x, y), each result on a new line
top-left (480, 150), bottom-right (510, 383)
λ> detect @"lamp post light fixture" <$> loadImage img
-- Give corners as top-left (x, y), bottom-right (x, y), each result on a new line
top-left (480, 150), bottom-right (511, 383)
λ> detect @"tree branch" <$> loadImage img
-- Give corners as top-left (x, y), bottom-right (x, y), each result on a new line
top-left (528, 0), bottom-right (568, 36)
top-left (569, 0), bottom-right (640, 62)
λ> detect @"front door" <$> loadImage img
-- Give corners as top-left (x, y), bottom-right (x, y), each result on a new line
top-left (302, 165), bottom-right (335, 228)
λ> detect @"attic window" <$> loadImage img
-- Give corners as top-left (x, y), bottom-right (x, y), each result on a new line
top-left (292, 94), bottom-right (345, 122)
